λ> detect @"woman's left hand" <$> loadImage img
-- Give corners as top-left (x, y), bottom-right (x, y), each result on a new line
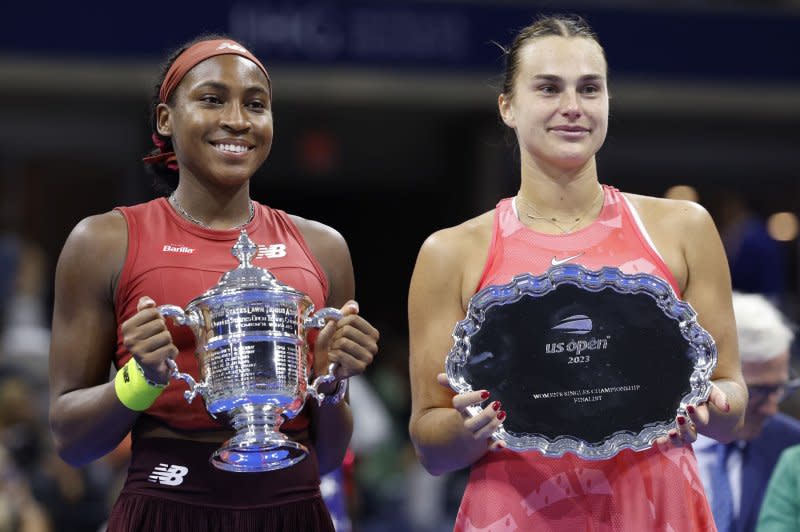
top-left (314, 300), bottom-right (379, 380)
top-left (655, 381), bottom-right (730, 448)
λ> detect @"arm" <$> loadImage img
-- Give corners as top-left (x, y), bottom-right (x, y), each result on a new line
top-left (48, 212), bottom-right (139, 465)
top-left (675, 202), bottom-right (747, 444)
top-left (293, 216), bottom-right (379, 475)
top-left (408, 229), bottom-right (503, 476)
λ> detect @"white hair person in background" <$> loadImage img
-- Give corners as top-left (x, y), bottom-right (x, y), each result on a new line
top-left (695, 291), bottom-right (800, 532)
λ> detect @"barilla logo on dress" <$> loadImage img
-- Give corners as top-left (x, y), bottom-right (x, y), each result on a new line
top-left (545, 315), bottom-right (611, 355)
top-left (162, 244), bottom-right (195, 254)
top-left (148, 463), bottom-right (189, 486)
top-left (255, 243), bottom-right (287, 259)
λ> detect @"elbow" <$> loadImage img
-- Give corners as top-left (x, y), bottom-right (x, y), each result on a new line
top-left (50, 430), bottom-right (89, 468)
top-left (415, 450), bottom-right (448, 477)
top-left (318, 448), bottom-right (348, 477)
top-left (408, 421), bottom-right (447, 477)
top-left (49, 410), bottom-right (93, 468)
top-left (55, 443), bottom-right (91, 468)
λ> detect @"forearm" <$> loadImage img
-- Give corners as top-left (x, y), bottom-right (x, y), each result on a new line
top-left (49, 382), bottom-right (140, 466)
top-left (706, 377), bottom-right (747, 443)
top-left (311, 399), bottom-right (354, 475)
top-left (410, 407), bottom-right (490, 476)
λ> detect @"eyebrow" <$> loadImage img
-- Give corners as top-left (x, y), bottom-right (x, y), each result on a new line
top-left (192, 81), bottom-right (270, 95)
top-left (532, 74), bottom-right (605, 83)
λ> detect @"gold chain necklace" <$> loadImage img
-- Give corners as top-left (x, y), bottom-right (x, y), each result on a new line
top-left (517, 187), bottom-right (604, 234)
top-left (169, 193), bottom-right (254, 230)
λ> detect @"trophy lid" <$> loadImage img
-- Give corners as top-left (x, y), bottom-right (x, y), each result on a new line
top-left (200, 230), bottom-right (304, 298)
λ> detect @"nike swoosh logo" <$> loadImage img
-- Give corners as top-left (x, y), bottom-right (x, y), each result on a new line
top-left (551, 252), bottom-right (585, 266)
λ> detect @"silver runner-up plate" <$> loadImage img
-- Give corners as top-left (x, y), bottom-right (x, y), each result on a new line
top-left (446, 265), bottom-right (717, 460)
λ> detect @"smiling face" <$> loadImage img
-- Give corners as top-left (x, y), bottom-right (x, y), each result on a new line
top-left (498, 36), bottom-right (609, 174)
top-left (157, 54), bottom-right (273, 188)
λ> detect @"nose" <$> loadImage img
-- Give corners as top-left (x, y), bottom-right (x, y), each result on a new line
top-left (559, 89), bottom-right (581, 120)
top-left (220, 101), bottom-right (250, 132)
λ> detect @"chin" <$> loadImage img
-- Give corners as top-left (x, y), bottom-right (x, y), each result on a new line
top-left (547, 155), bottom-right (593, 171)
top-left (210, 166), bottom-right (259, 185)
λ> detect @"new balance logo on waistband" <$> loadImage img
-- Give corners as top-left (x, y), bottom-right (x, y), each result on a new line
top-left (148, 463), bottom-right (189, 486)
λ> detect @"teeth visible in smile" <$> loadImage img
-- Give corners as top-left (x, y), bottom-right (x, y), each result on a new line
top-left (215, 144), bottom-right (249, 153)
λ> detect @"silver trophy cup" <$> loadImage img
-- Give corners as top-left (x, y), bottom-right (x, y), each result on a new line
top-left (157, 230), bottom-right (343, 472)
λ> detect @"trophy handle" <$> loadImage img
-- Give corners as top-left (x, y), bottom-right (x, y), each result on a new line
top-left (157, 305), bottom-right (193, 326)
top-left (308, 362), bottom-right (347, 406)
top-left (302, 307), bottom-right (343, 329)
top-left (303, 307), bottom-right (347, 406)
top-left (163, 358), bottom-right (208, 404)
top-left (157, 305), bottom-right (210, 411)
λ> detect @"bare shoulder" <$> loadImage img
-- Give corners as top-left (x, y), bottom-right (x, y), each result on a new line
top-left (416, 210), bottom-right (494, 266)
top-left (623, 193), bottom-right (714, 232)
top-left (60, 210), bottom-right (127, 266)
top-left (55, 209), bottom-right (128, 306)
top-left (412, 210), bottom-right (495, 307)
top-left (287, 213), bottom-right (349, 260)
top-left (287, 214), bottom-right (353, 305)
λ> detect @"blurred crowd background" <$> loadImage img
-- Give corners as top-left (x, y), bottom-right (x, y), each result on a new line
top-left (1, 0), bottom-right (799, 530)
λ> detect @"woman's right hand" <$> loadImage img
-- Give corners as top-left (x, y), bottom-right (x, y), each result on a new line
top-left (436, 373), bottom-right (507, 451)
top-left (120, 296), bottom-right (178, 385)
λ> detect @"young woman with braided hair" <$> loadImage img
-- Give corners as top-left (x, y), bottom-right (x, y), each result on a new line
top-left (49, 35), bottom-right (379, 531)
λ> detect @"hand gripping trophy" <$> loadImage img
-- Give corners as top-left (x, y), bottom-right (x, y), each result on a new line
top-left (158, 230), bottom-right (345, 472)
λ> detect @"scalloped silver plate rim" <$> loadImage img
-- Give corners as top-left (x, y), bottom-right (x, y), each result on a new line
top-left (446, 265), bottom-right (717, 460)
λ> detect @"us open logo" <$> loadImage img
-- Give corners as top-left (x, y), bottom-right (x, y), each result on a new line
top-left (545, 315), bottom-right (611, 355)
top-left (551, 314), bottom-right (592, 335)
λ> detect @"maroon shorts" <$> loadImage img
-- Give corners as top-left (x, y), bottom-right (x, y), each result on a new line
top-left (107, 437), bottom-right (334, 532)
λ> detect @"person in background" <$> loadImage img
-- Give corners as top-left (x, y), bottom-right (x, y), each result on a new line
top-left (695, 291), bottom-right (800, 532)
top-left (756, 443), bottom-right (800, 531)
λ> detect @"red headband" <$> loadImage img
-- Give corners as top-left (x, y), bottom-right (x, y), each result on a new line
top-left (159, 39), bottom-right (271, 103)
top-left (143, 39), bottom-right (271, 169)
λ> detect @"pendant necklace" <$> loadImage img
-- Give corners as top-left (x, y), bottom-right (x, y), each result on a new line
top-left (517, 187), bottom-right (604, 234)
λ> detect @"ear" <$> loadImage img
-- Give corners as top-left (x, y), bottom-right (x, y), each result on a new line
top-left (155, 103), bottom-right (172, 137)
top-left (498, 93), bottom-right (516, 128)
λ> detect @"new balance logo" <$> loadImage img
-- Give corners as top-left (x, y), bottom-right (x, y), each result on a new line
top-left (256, 243), bottom-right (287, 259)
top-left (162, 245), bottom-right (195, 254)
top-left (148, 463), bottom-right (188, 486)
top-left (217, 42), bottom-right (249, 53)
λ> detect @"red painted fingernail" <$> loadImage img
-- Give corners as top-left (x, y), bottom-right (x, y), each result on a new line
top-left (724, 401), bottom-right (731, 413)
top-left (492, 401), bottom-right (501, 411)
top-left (677, 416), bottom-right (686, 425)
top-left (497, 411), bottom-right (506, 421)
top-left (481, 391), bottom-right (490, 400)
top-left (686, 405), bottom-right (696, 415)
